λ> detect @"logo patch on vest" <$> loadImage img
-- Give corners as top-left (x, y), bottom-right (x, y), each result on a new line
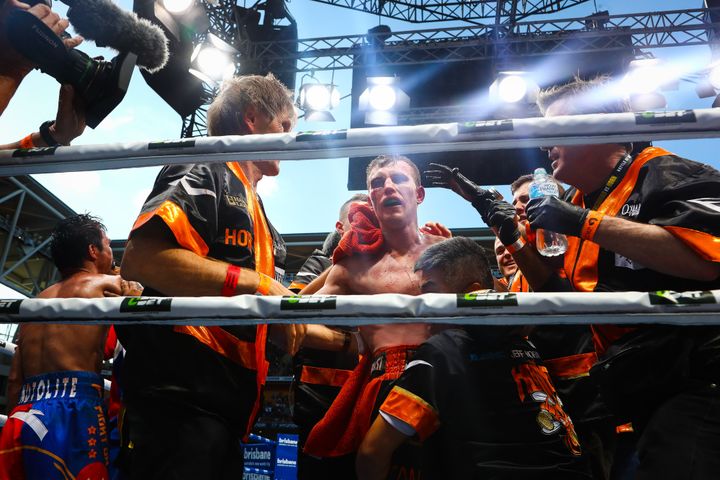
top-left (620, 202), bottom-right (641, 217)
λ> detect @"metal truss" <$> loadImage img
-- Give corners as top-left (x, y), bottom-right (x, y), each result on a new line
top-left (0, 177), bottom-right (73, 298)
top-left (182, 7), bottom-right (718, 135)
top-left (309, 0), bottom-right (590, 25)
top-left (244, 8), bottom-right (718, 73)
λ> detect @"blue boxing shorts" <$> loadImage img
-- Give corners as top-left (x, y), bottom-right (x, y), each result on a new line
top-left (0, 371), bottom-right (110, 480)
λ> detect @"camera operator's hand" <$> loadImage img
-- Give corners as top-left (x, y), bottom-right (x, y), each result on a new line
top-left (50, 85), bottom-right (86, 145)
top-left (1, 0), bottom-right (84, 116)
top-left (0, 0), bottom-right (83, 78)
top-left (526, 196), bottom-right (589, 237)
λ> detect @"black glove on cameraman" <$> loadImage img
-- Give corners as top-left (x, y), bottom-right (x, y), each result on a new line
top-left (425, 163), bottom-right (520, 245)
top-left (526, 196), bottom-right (590, 238)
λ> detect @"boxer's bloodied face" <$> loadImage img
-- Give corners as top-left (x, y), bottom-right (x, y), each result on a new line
top-left (367, 161), bottom-right (425, 227)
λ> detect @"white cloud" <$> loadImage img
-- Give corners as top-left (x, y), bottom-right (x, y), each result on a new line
top-left (35, 171), bottom-right (102, 196)
top-left (257, 177), bottom-right (279, 198)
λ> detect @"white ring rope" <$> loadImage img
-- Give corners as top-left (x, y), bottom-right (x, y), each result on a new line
top-left (0, 109), bottom-right (717, 175)
top-left (0, 291), bottom-right (719, 326)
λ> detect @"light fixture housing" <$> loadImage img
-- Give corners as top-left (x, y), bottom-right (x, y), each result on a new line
top-left (297, 83), bottom-right (341, 122)
top-left (188, 33), bottom-right (238, 85)
top-left (489, 71), bottom-right (539, 104)
top-left (163, 0), bottom-right (193, 15)
top-left (622, 59), bottom-right (676, 110)
top-left (359, 76), bottom-right (409, 125)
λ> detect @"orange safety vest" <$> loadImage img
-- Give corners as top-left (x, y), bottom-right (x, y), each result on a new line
top-left (563, 147), bottom-right (672, 355)
top-left (174, 162), bottom-right (274, 437)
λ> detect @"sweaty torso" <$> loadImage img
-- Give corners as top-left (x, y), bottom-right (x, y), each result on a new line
top-left (18, 273), bottom-right (121, 377)
top-left (340, 233), bottom-right (443, 352)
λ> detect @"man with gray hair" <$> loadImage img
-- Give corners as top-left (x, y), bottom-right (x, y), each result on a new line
top-left (118, 74), bottom-right (301, 479)
top-left (526, 75), bottom-right (720, 479)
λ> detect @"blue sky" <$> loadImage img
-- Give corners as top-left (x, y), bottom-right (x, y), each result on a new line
top-left (1, 0), bottom-right (718, 247)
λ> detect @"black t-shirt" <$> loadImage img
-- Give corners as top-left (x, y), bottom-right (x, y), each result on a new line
top-left (380, 328), bottom-right (590, 479)
top-left (117, 162), bottom-right (286, 430)
top-left (564, 153), bottom-right (720, 293)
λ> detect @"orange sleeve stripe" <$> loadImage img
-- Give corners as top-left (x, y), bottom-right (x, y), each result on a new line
top-left (664, 225), bottom-right (720, 262)
top-left (132, 200), bottom-right (209, 257)
top-left (300, 365), bottom-right (354, 387)
top-left (380, 386), bottom-right (440, 441)
top-left (543, 352), bottom-right (598, 380)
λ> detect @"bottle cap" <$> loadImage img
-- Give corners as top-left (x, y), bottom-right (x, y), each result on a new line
top-left (533, 168), bottom-right (547, 175)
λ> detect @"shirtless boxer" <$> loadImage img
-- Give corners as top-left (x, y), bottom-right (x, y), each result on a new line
top-left (0, 214), bottom-right (139, 480)
top-left (303, 155), bottom-right (445, 476)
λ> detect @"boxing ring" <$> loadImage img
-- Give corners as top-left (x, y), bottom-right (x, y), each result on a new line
top-left (1, 109), bottom-right (719, 431)
top-left (0, 108), bottom-right (719, 175)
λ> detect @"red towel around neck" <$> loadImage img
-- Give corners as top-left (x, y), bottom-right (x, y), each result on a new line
top-left (332, 202), bottom-right (384, 264)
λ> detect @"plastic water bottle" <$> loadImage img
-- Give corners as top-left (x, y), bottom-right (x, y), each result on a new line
top-left (528, 168), bottom-right (568, 257)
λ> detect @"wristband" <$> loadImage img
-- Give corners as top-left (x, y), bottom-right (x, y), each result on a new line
top-left (39, 120), bottom-right (60, 147)
top-left (19, 134), bottom-right (35, 149)
top-left (505, 237), bottom-right (527, 255)
top-left (255, 272), bottom-right (272, 296)
top-left (221, 265), bottom-right (241, 296)
top-left (580, 211), bottom-right (605, 241)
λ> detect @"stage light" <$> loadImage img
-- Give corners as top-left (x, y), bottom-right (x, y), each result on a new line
top-left (359, 77), bottom-right (409, 125)
top-left (622, 59), bottom-right (670, 110)
top-left (163, 0), bottom-right (193, 14)
top-left (189, 34), bottom-right (237, 84)
top-left (622, 59), bottom-right (663, 95)
top-left (489, 71), bottom-right (539, 105)
top-left (709, 64), bottom-right (720, 90)
top-left (297, 83), bottom-right (340, 122)
top-left (368, 84), bottom-right (397, 111)
top-left (497, 75), bottom-right (527, 103)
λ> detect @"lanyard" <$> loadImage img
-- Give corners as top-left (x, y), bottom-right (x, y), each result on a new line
top-left (589, 154), bottom-right (633, 210)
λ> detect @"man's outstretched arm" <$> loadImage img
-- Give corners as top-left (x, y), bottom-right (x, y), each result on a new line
top-left (594, 216), bottom-right (720, 281)
top-left (122, 217), bottom-right (306, 354)
top-left (527, 196), bottom-right (720, 282)
top-left (357, 416), bottom-right (410, 480)
top-left (300, 262), bottom-right (363, 353)
top-left (122, 217), bottom-right (291, 297)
